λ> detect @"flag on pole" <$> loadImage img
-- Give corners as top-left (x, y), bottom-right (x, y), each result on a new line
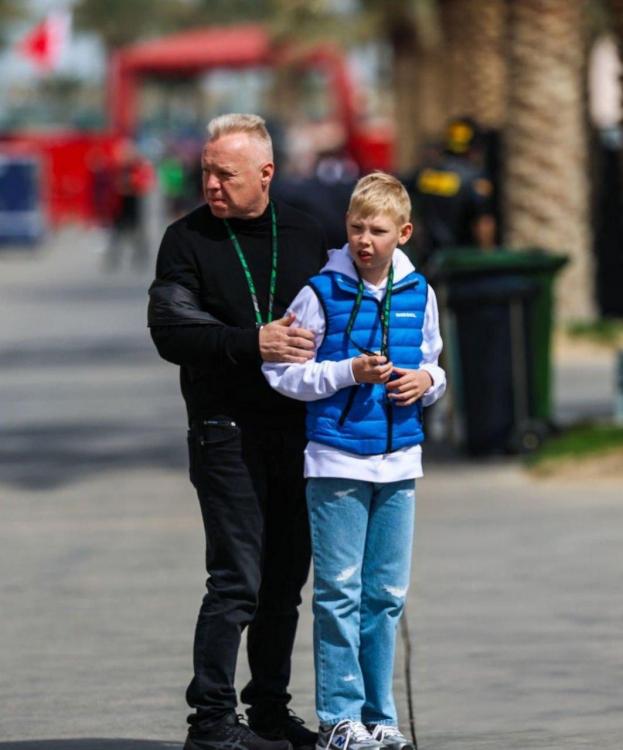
top-left (17, 11), bottom-right (72, 71)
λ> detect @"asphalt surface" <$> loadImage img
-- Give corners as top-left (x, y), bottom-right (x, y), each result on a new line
top-left (1, 229), bottom-right (621, 749)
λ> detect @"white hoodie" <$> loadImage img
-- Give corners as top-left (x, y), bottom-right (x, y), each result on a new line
top-left (262, 244), bottom-right (446, 481)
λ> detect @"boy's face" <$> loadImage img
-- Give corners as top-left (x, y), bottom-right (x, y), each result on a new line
top-left (346, 212), bottom-right (413, 282)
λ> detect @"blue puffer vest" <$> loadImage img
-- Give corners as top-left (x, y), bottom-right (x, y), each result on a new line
top-left (306, 268), bottom-right (428, 455)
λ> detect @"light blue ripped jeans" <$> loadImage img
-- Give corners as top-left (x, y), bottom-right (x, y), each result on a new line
top-left (306, 477), bottom-right (416, 726)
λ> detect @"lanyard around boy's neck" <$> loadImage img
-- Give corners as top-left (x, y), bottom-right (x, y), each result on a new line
top-left (223, 201), bottom-right (278, 327)
top-left (345, 263), bottom-right (394, 358)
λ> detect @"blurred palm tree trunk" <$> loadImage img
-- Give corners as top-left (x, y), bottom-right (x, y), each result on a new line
top-left (441, 0), bottom-right (507, 129)
top-left (504, 0), bottom-right (594, 320)
top-left (388, 12), bottom-right (419, 170)
top-left (391, 0), bottom-right (508, 170)
top-left (390, 9), bottom-right (446, 171)
top-left (609, 0), bottom-right (623, 62)
top-left (609, 0), bottom-right (623, 197)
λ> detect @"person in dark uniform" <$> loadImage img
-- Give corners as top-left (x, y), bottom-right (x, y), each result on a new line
top-left (408, 117), bottom-right (496, 266)
top-left (148, 114), bottom-right (327, 750)
top-left (103, 139), bottom-right (153, 271)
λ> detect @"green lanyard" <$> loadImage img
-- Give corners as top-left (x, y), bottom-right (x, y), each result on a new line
top-left (345, 264), bottom-right (394, 358)
top-left (223, 201), bottom-right (278, 327)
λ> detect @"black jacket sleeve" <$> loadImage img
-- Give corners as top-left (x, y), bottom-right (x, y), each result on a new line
top-left (148, 224), bottom-right (260, 367)
top-left (150, 324), bottom-right (259, 367)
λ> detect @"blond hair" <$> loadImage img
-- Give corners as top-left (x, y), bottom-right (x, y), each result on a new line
top-left (206, 113), bottom-right (273, 161)
top-left (348, 171), bottom-right (411, 226)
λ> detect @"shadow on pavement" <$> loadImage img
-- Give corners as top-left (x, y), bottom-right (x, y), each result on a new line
top-left (3, 280), bottom-right (151, 304)
top-left (0, 421), bottom-right (187, 490)
top-left (0, 742), bottom-right (181, 750)
top-left (0, 337), bottom-right (156, 369)
top-left (0, 422), bottom-right (473, 491)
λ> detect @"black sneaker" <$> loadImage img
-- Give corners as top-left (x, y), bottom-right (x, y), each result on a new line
top-left (185, 712), bottom-right (293, 750)
top-left (247, 704), bottom-right (318, 750)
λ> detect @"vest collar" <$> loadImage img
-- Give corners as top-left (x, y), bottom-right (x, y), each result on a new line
top-left (330, 268), bottom-right (420, 297)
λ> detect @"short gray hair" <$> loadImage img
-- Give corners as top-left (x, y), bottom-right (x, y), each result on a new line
top-left (206, 113), bottom-right (273, 161)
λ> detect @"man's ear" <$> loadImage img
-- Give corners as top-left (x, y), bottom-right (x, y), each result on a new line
top-left (260, 162), bottom-right (275, 187)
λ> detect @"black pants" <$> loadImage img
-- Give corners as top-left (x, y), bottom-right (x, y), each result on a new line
top-left (185, 416), bottom-right (311, 731)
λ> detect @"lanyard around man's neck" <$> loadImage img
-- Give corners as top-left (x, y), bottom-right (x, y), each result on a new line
top-left (345, 263), bottom-right (394, 358)
top-left (223, 201), bottom-right (278, 327)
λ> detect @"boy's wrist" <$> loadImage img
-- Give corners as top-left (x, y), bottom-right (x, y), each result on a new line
top-left (349, 357), bottom-right (361, 384)
top-left (420, 368), bottom-right (434, 393)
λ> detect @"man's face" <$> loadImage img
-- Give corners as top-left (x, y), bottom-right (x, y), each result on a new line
top-left (347, 212), bottom-right (413, 281)
top-left (201, 133), bottom-right (274, 219)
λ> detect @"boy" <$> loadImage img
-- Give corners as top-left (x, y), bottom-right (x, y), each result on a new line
top-left (263, 172), bottom-right (446, 750)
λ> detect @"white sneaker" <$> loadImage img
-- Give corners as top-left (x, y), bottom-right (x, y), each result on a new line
top-left (316, 720), bottom-right (382, 750)
top-left (366, 725), bottom-right (414, 750)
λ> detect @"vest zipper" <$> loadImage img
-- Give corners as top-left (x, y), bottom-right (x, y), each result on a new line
top-left (377, 278), bottom-right (420, 451)
top-left (340, 277), bottom-right (420, 443)
top-left (338, 386), bottom-right (358, 426)
top-left (386, 397), bottom-right (394, 453)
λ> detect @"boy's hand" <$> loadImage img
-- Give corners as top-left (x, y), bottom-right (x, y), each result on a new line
top-left (386, 367), bottom-right (433, 406)
top-left (352, 354), bottom-right (393, 384)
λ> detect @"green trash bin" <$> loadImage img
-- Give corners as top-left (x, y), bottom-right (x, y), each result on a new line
top-left (429, 247), bottom-right (568, 454)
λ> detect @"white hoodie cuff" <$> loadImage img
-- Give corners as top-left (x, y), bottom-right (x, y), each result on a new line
top-left (340, 358), bottom-right (358, 388)
top-left (420, 363), bottom-right (446, 405)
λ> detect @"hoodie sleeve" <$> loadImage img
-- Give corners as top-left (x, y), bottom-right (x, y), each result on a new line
top-left (419, 285), bottom-right (447, 406)
top-left (262, 285), bottom-right (357, 401)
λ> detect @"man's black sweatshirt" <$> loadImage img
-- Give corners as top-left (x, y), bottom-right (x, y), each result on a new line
top-left (150, 199), bottom-right (327, 425)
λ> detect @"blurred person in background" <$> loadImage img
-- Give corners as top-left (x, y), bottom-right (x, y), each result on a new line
top-left (272, 146), bottom-right (358, 251)
top-left (158, 146), bottom-right (187, 219)
top-left (87, 147), bottom-right (116, 228)
top-left (103, 139), bottom-right (154, 272)
top-left (148, 114), bottom-right (327, 750)
top-left (407, 117), bottom-right (496, 268)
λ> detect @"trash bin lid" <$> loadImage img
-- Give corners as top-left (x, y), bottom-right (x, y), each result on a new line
top-left (447, 274), bottom-right (540, 307)
top-left (429, 247), bottom-right (568, 279)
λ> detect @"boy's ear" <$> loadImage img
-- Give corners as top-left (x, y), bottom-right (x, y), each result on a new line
top-left (399, 222), bottom-right (413, 245)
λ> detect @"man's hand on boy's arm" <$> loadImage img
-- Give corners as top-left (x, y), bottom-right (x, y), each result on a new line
top-left (352, 354), bottom-right (393, 384)
top-left (259, 313), bottom-right (316, 363)
top-left (386, 367), bottom-right (433, 406)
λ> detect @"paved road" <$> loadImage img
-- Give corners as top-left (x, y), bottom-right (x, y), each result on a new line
top-left (1, 231), bottom-right (621, 749)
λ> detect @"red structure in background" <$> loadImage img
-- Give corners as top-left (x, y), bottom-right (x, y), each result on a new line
top-left (1, 24), bottom-right (393, 227)
top-left (109, 24), bottom-right (392, 172)
top-left (109, 25), bottom-right (274, 136)
top-left (0, 131), bottom-right (119, 226)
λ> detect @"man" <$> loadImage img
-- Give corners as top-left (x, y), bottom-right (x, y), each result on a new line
top-left (408, 117), bottom-right (496, 266)
top-left (148, 114), bottom-right (327, 750)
